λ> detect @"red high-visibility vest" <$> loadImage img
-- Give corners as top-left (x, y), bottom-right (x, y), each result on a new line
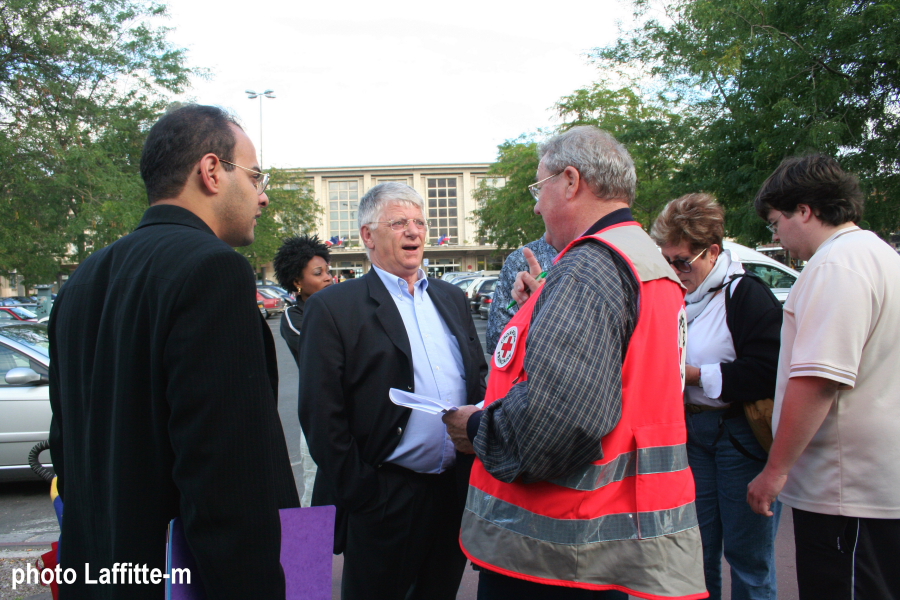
top-left (462, 223), bottom-right (707, 600)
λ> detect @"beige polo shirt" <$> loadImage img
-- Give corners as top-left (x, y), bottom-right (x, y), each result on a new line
top-left (774, 226), bottom-right (900, 518)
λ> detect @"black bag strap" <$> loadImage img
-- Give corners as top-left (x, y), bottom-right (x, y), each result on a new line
top-left (718, 271), bottom-right (769, 460)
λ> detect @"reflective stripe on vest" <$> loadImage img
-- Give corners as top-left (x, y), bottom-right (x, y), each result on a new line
top-left (467, 486), bottom-right (698, 544)
top-left (549, 443), bottom-right (689, 491)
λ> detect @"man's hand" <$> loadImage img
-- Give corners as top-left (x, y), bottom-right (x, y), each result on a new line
top-left (747, 467), bottom-right (788, 516)
top-left (442, 405), bottom-right (481, 454)
top-left (510, 248), bottom-right (545, 307)
top-left (746, 376), bottom-right (838, 516)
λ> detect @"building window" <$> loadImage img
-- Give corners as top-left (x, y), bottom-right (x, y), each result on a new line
top-left (426, 177), bottom-right (458, 244)
top-left (328, 180), bottom-right (360, 244)
top-left (376, 178), bottom-right (410, 186)
top-left (476, 176), bottom-right (506, 188)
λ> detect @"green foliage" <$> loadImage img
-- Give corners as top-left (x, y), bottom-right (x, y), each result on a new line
top-left (0, 0), bottom-right (193, 287)
top-left (237, 169), bottom-right (321, 270)
top-left (472, 136), bottom-right (543, 250)
top-left (555, 81), bottom-right (699, 229)
top-left (595, 0), bottom-right (900, 242)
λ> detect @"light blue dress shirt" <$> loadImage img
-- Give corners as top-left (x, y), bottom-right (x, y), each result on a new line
top-left (373, 265), bottom-right (467, 473)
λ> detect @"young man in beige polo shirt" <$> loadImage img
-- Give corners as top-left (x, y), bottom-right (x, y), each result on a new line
top-left (747, 154), bottom-right (900, 599)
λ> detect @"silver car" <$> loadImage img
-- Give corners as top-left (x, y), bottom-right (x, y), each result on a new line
top-left (0, 322), bottom-right (52, 482)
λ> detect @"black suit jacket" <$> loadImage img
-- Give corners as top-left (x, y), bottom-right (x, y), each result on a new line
top-left (48, 205), bottom-right (299, 599)
top-left (297, 269), bottom-right (487, 546)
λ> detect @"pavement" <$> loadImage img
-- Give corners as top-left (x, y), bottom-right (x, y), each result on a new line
top-left (0, 310), bottom-right (800, 599)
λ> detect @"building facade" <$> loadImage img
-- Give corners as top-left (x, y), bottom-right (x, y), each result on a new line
top-left (282, 163), bottom-right (507, 279)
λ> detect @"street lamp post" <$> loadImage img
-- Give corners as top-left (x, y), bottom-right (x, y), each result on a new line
top-left (245, 89), bottom-right (275, 168)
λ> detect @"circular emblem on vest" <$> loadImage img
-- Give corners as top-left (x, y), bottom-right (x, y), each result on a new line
top-left (494, 326), bottom-right (519, 368)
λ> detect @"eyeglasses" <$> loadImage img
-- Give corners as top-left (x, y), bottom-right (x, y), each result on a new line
top-left (372, 218), bottom-right (428, 231)
top-left (219, 159), bottom-right (270, 195)
top-left (528, 171), bottom-right (563, 201)
top-left (666, 248), bottom-right (708, 274)
top-left (765, 211), bottom-right (785, 234)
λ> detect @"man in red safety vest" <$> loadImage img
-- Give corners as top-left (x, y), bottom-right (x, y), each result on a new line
top-left (443, 126), bottom-right (707, 600)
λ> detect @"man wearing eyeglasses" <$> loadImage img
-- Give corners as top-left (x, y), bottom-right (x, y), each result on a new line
top-left (748, 155), bottom-right (900, 599)
top-left (443, 126), bottom-right (706, 599)
top-left (48, 104), bottom-right (299, 599)
top-left (297, 182), bottom-right (488, 599)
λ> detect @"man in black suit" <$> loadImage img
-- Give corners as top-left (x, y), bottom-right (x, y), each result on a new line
top-left (298, 182), bottom-right (487, 600)
top-left (48, 105), bottom-right (300, 599)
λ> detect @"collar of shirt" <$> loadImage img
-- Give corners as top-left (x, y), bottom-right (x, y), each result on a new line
top-left (582, 207), bottom-right (635, 237)
top-left (372, 264), bottom-right (428, 299)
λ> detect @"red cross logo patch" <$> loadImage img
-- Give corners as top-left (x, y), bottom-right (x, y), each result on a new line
top-left (494, 326), bottom-right (519, 368)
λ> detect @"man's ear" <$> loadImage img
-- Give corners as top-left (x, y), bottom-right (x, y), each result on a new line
top-left (797, 204), bottom-right (815, 223)
top-left (360, 225), bottom-right (376, 249)
top-left (563, 166), bottom-right (581, 200)
top-left (196, 153), bottom-right (224, 195)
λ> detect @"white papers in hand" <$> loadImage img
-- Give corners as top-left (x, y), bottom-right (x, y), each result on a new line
top-left (389, 388), bottom-right (459, 415)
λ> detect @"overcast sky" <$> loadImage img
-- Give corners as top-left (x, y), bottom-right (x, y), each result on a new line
top-left (164, 0), bottom-right (633, 169)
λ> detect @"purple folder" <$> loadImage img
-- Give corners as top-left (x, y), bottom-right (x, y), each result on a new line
top-left (166, 506), bottom-right (336, 600)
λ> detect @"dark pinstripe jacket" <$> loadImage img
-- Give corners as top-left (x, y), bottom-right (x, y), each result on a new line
top-left (49, 205), bottom-right (299, 599)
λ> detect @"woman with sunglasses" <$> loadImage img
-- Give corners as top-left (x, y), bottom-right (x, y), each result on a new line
top-left (652, 194), bottom-right (783, 600)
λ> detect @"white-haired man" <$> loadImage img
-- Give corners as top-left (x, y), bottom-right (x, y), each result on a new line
top-left (298, 182), bottom-right (487, 600)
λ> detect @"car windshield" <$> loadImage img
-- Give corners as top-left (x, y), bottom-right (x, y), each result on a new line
top-left (9, 306), bottom-right (37, 319)
top-left (0, 324), bottom-right (50, 357)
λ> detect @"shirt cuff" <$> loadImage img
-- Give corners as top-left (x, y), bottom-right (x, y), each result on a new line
top-left (700, 363), bottom-right (723, 400)
top-left (466, 410), bottom-right (484, 443)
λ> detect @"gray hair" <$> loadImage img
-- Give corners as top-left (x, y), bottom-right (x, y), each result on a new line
top-left (358, 182), bottom-right (425, 230)
top-left (539, 126), bottom-right (637, 204)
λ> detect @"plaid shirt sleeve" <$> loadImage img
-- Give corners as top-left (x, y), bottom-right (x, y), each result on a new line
top-left (474, 240), bottom-right (638, 483)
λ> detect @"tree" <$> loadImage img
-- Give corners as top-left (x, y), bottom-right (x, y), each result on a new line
top-left (594, 0), bottom-right (900, 242)
top-left (0, 0), bottom-right (193, 287)
top-left (472, 136), bottom-right (544, 251)
top-left (473, 84), bottom-right (698, 247)
top-left (237, 168), bottom-right (321, 273)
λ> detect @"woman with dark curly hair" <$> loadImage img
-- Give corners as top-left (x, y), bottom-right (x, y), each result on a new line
top-left (273, 234), bottom-right (332, 506)
top-left (274, 234), bottom-right (333, 365)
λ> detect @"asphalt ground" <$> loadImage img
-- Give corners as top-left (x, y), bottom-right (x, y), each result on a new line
top-left (0, 308), bottom-right (798, 599)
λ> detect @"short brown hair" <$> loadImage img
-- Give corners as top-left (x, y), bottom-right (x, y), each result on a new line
top-left (651, 193), bottom-right (725, 252)
top-left (754, 154), bottom-right (864, 226)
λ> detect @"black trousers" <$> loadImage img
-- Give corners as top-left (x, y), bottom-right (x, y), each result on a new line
top-left (477, 569), bottom-right (628, 600)
top-left (341, 464), bottom-right (467, 600)
top-left (793, 508), bottom-right (900, 600)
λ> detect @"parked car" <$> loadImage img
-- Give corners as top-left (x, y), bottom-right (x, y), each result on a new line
top-left (723, 241), bottom-right (800, 303)
top-left (257, 285), bottom-right (295, 306)
top-left (257, 299), bottom-right (268, 319)
top-left (458, 276), bottom-right (495, 307)
top-left (0, 306), bottom-right (38, 322)
top-left (0, 297), bottom-right (33, 306)
top-left (452, 277), bottom-right (478, 296)
top-left (0, 322), bottom-right (52, 482)
top-left (470, 277), bottom-right (498, 313)
top-left (442, 272), bottom-right (473, 283)
top-left (256, 290), bottom-right (285, 319)
top-left (478, 291), bottom-right (494, 321)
